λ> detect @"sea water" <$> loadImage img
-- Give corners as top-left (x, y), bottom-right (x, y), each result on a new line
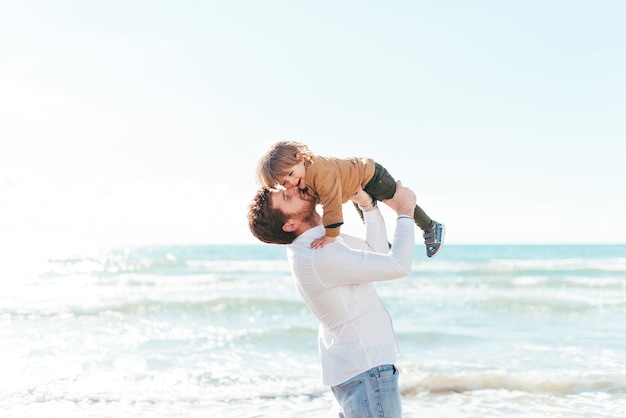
top-left (1, 244), bottom-right (625, 417)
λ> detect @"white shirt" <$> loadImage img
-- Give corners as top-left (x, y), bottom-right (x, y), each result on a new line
top-left (286, 208), bottom-right (415, 386)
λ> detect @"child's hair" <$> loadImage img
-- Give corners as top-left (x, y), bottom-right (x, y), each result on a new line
top-left (256, 140), bottom-right (314, 189)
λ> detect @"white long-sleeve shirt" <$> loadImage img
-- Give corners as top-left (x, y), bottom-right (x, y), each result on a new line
top-left (286, 208), bottom-right (415, 386)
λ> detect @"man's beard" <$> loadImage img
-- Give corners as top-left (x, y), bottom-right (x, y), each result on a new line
top-left (294, 188), bottom-right (318, 225)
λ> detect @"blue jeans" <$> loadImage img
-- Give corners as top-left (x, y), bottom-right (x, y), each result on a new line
top-left (331, 364), bottom-right (402, 418)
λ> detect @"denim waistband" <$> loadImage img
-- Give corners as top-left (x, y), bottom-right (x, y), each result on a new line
top-left (367, 364), bottom-right (395, 378)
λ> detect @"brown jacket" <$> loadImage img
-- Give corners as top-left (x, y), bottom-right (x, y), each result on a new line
top-left (305, 155), bottom-right (376, 237)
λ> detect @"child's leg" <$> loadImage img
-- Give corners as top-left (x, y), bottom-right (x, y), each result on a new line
top-left (355, 162), bottom-right (395, 224)
top-left (363, 163), bottom-right (397, 200)
top-left (413, 205), bottom-right (434, 232)
top-left (365, 163), bottom-right (434, 232)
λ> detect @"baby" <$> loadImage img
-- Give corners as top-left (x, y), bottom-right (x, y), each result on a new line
top-left (256, 140), bottom-right (445, 257)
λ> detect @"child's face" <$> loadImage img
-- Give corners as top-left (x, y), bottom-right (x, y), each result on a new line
top-left (279, 158), bottom-right (306, 190)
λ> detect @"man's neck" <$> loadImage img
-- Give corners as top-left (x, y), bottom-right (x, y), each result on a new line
top-left (295, 214), bottom-right (322, 237)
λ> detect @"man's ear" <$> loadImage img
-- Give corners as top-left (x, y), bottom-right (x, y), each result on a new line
top-left (282, 222), bottom-right (298, 233)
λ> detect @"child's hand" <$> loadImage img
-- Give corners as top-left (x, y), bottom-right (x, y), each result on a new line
top-left (311, 235), bottom-right (336, 249)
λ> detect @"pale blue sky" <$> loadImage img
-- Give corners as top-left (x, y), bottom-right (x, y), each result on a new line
top-left (1, 1), bottom-right (625, 251)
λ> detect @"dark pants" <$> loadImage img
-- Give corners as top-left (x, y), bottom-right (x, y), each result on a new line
top-left (354, 162), bottom-right (434, 232)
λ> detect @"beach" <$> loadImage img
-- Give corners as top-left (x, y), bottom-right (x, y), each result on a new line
top-left (1, 244), bottom-right (625, 417)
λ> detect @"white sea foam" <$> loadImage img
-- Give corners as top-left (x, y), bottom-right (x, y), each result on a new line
top-left (488, 257), bottom-right (626, 273)
top-left (186, 259), bottom-right (290, 272)
top-left (399, 364), bottom-right (626, 396)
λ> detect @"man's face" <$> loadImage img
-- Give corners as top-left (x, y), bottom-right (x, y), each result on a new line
top-left (270, 186), bottom-right (315, 221)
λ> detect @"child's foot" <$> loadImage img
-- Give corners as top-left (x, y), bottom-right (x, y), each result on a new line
top-left (423, 222), bottom-right (445, 257)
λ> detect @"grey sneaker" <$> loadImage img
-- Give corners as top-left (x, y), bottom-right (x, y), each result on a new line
top-left (423, 222), bottom-right (445, 257)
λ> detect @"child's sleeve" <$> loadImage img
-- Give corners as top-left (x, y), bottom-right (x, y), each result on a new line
top-left (313, 172), bottom-right (345, 238)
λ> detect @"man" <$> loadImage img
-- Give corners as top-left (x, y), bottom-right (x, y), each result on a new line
top-left (247, 181), bottom-right (417, 418)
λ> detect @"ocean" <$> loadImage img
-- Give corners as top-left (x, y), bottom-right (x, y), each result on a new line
top-left (1, 244), bottom-right (625, 417)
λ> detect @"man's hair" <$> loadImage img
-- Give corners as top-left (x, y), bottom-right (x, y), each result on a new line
top-left (247, 188), bottom-right (297, 245)
top-left (256, 140), bottom-right (314, 189)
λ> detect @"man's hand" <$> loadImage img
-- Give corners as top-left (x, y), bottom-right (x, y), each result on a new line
top-left (382, 181), bottom-right (416, 217)
top-left (311, 234), bottom-right (336, 249)
top-left (350, 188), bottom-right (373, 208)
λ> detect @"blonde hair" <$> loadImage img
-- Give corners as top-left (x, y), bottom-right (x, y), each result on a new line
top-left (256, 140), bottom-right (314, 189)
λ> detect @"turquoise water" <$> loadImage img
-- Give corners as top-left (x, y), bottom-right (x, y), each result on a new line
top-left (1, 244), bottom-right (625, 417)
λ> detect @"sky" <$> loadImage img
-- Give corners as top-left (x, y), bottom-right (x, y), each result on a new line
top-left (1, 0), bottom-right (625, 253)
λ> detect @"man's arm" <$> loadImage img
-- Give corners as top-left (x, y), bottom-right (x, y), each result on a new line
top-left (315, 182), bottom-right (416, 285)
top-left (348, 188), bottom-right (389, 253)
